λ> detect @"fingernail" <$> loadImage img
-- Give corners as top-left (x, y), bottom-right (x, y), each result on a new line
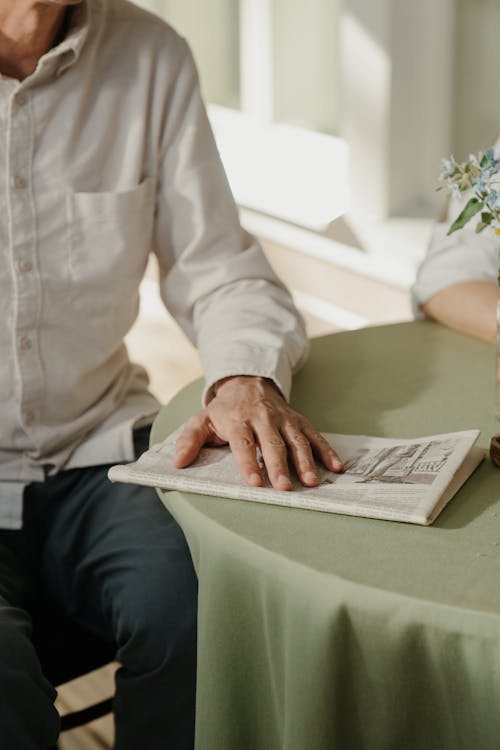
top-left (277, 474), bottom-right (291, 488)
top-left (305, 471), bottom-right (319, 485)
top-left (332, 458), bottom-right (344, 472)
top-left (249, 472), bottom-right (262, 485)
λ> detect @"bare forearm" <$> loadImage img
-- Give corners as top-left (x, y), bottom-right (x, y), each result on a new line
top-left (421, 280), bottom-right (500, 342)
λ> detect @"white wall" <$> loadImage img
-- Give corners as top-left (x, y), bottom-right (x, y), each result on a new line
top-left (453, 0), bottom-right (500, 156)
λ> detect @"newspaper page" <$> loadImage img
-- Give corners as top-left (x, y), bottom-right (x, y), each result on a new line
top-left (108, 429), bottom-right (484, 525)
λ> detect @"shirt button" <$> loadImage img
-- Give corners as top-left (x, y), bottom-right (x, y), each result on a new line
top-left (19, 259), bottom-right (33, 272)
top-left (20, 336), bottom-right (32, 351)
top-left (13, 175), bottom-right (27, 190)
top-left (16, 92), bottom-right (26, 106)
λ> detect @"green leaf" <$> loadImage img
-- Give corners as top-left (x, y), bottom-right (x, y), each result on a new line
top-left (447, 197), bottom-right (484, 235)
top-left (481, 153), bottom-right (489, 167)
top-left (476, 212), bottom-right (494, 233)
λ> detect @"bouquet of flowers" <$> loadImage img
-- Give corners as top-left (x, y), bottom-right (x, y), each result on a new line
top-left (439, 148), bottom-right (500, 432)
top-left (438, 148), bottom-right (500, 237)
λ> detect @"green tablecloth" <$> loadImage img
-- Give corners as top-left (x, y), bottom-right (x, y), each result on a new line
top-left (152, 321), bottom-right (500, 750)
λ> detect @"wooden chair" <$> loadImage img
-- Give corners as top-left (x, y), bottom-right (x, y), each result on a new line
top-left (32, 605), bottom-right (116, 747)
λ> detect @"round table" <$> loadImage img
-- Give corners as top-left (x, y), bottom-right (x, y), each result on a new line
top-left (152, 321), bottom-right (500, 750)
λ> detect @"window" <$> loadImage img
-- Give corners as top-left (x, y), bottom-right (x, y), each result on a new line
top-left (134, 0), bottom-right (454, 285)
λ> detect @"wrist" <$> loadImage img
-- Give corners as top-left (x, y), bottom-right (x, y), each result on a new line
top-left (209, 375), bottom-right (283, 402)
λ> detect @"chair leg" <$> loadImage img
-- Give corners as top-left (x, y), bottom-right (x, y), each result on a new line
top-left (46, 698), bottom-right (113, 749)
top-left (60, 697), bottom-right (113, 732)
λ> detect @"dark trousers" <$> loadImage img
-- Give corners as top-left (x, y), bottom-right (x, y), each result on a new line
top-left (0, 427), bottom-right (197, 749)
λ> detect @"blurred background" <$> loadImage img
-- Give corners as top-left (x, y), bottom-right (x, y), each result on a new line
top-left (125, 0), bottom-right (500, 405)
top-left (133, 0), bottom-right (500, 238)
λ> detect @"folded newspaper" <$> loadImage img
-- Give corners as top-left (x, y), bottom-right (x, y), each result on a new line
top-left (108, 428), bottom-right (484, 525)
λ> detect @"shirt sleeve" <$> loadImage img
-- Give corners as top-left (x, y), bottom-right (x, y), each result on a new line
top-left (152, 36), bottom-right (308, 403)
top-left (411, 140), bottom-right (500, 318)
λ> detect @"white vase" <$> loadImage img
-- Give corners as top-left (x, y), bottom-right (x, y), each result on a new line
top-left (496, 299), bottom-right (500, 417)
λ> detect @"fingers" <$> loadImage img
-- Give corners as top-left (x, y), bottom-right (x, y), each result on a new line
top-left (173, 416), bottom-right (213, 468)
top-left (257, 429), bottom-right (293, 491)
top-left (302, 424), bottom-right (344, 473)
top-left (280, 425), bottom-right (319, 487)
top-left (258, 415), bottom-right (344, 489)
top-left (226, 425), bottom-right (265, 487)
top-left (175, 416), bottom-right (264, 486)
top-left (174, 380), bottom-right (343, 494)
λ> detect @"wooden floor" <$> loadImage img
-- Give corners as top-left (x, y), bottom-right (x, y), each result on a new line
top-left (56, 246), bottom-right (412, 749)
top-left (57, 666), bottom-right (117, 750)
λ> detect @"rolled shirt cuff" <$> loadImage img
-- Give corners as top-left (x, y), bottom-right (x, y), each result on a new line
top-left (201, 346), bottom-right (294, 406)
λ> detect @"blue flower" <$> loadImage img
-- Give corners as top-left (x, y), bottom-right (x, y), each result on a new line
top-left (440, 156), bottom-right (457, 178)
top-left (473, 177), bottom-right (487, 194)
top-left (439, 149), bottom-right (500, 281)
top-left (481, 148), bottom-right (500, 172)
top-left (486, 190), bottom-right (500, 209)
top-left (484, 148), bottom-right (500, 165)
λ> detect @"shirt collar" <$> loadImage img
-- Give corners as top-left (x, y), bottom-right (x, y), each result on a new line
top-left (45, 0), bottom-right (92, 77)
top-left (0, 1), bottom-right (98, 87)
top-left (23, 0), bottom-right (100, 84)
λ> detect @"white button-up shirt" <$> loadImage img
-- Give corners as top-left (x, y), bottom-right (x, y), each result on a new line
top-left (0, 0), bottom-right (308, 528)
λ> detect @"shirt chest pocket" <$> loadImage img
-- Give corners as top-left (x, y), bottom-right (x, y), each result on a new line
top-left (66, 177), bottom-right (154, 292)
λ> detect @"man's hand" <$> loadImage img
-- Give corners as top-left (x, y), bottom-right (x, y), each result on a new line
top-left (173, 375), bottom-right (344, 491)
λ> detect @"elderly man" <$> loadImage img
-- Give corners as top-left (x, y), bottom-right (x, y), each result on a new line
top-left (0, 0), bottom-right (343, 748)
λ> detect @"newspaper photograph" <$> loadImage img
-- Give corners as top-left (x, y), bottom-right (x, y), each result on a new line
top-left (108, 428), bottom-right (483, 525)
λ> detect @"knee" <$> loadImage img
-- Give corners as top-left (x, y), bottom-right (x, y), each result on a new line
top-left (113, 560), bottom-right (198, 673)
